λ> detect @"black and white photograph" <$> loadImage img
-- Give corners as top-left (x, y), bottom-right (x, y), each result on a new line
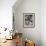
top-left (23, 13), bottom-right (35, 28)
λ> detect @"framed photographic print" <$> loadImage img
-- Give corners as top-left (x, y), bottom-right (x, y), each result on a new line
top-left (23, 13), bottom-right (35, 28)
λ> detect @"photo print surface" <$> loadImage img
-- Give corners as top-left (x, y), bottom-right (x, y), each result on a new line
top-left (23, 13), bottom-right (35, 28)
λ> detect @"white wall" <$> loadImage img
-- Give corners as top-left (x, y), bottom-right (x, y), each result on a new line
top-left (0, 0), bottom-right (16, 29)
top-left (0, 0), bottom-right (46, 46)
top-left (13, 0), bottom-right (41, 46)
top-left (41, 0), bottom-right (46, 46)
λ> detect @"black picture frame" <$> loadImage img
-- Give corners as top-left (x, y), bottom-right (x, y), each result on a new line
top-left (23, 13), bottom-right (35, 28)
